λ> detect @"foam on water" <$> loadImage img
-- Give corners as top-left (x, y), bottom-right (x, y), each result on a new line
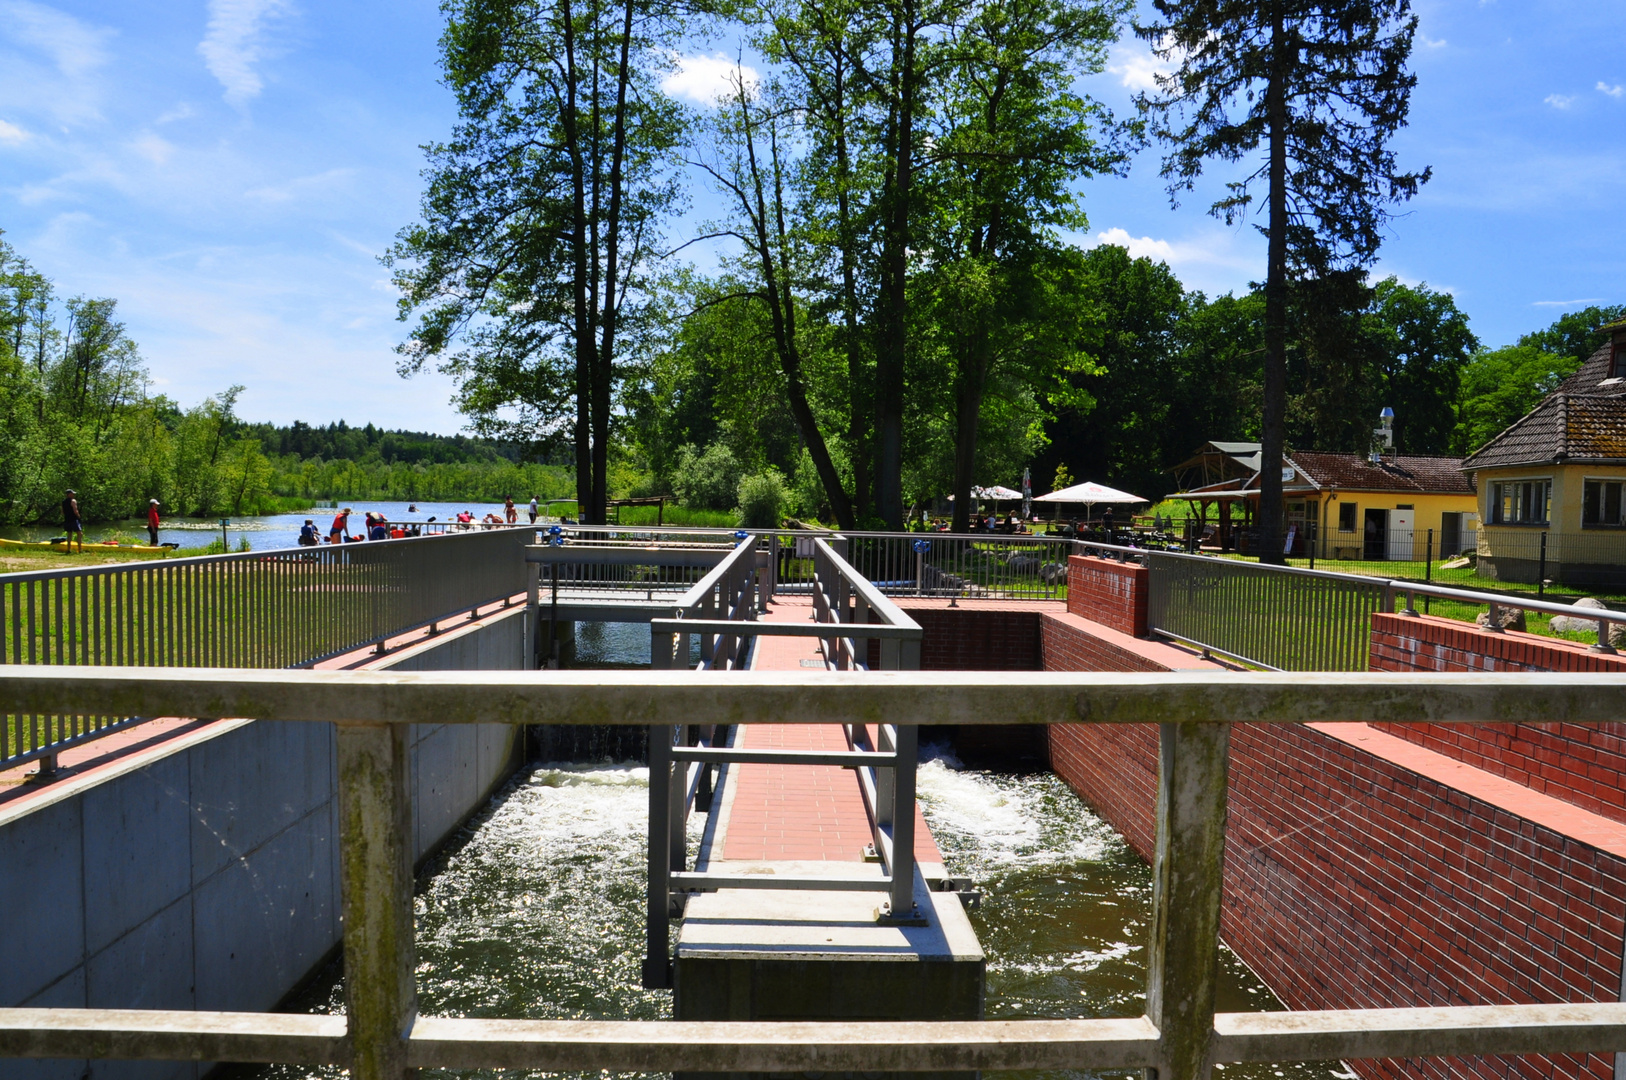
top-left (916, 750), bottom-right (1344, 1080)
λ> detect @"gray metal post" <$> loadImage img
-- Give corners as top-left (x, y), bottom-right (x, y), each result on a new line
top-left (670, 725), bottom-right (689, 874)
top-left (336, 721), bottom-right (416, 1080)
top-left (1146, 721), bottom-right (1230, 1080)
top-left (887, 723), bottom-right (919, 920)
top-left (645, 723), bottom-right (672, 990)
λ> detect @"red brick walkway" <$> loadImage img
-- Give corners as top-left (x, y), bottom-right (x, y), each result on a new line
top-left (717, 597), bottom-right (941, 864)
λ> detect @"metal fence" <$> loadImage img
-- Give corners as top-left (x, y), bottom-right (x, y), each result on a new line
top-left (1146, 552), bottom-right (1389, 671)
top-left (1131, 543), bottom-right (1626, 672)
top-left (0, 527), bottom-right (532, 770)
top-left (4, 666), bottom-right (1626, 1079)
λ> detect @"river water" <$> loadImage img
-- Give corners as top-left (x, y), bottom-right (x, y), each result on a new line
top-left (263, 625), bottom-right (1346, 1080)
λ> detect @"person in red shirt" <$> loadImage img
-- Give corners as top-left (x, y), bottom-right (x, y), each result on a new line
top-left (146, 499), bottom-right (161, 546)
top-left (330, 508), bottom-right (352, 544)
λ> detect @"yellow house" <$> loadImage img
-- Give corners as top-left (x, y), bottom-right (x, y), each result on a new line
top-left (1462, 321), bottom-right (1626, 588)
top-left (1170, 449), bottom-right (1479, 560)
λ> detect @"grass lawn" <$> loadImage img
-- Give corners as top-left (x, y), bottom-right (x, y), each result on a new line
top-left (1215, 552), bottom-right (1626, 645)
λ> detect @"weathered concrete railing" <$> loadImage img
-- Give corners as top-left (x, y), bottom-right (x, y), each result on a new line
top-left (2, 667), bottom-right (1626, 1080)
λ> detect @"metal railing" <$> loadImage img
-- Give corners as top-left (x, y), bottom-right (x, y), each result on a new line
top-left (525, 540), bottom-right (735, 667)
top-left (654, 535), bottom-right (762, 671)
top-left (812, 537), bottom-right (926, 669)
top-left (553, 524), bottom-right (1078, 601)
top-left (0, 528), bottom-right (531, 770)
top-left (1146, 551), bottom-right (1389, 671)
top-left (1078, 541), bottom-right (1626, 671)
top-left (642, 536), bottom-right (927, 987)
top-left (4, 667), bottom-right (1626, 1079)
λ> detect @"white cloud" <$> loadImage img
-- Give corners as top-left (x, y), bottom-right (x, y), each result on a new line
top-left (1107, 43), bottom-right (1170, 92)
top-left (1599, 82), bottom-right (1624, 99)
top-left (1545, 93), bottom-right (1575, 109)
top-left (245, 167), bottom-right (354, 204)
top-left (1533, 298), bottom-right (1604, 307)
top-left (4, 1), bottom-right (111, 78)
top-left (156, 103), bottom-right (196, 125)
top-left (130, 133), bottom-right (174, 165)
top-left (0, 1), bottom-right (114, 125)
top-left (661, 53), bottom-right (758, 106)
top-left (0, 120), bottom-right (30, 143)
top-left (198, 0), bottom-right (293, 106)
top-left (1089, 227), bottom-right (1256, 272)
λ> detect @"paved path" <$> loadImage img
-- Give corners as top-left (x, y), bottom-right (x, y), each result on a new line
top-left (708, 596), bottom-right (942, 866)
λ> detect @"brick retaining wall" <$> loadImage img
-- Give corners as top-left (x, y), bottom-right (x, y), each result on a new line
top-left (1065, 555), bottom-right (1147, 637)
top-left (1370, 611), bottom-right (1626, 674)
top-left (1045, 610), bottom-right (1626, 1080)
top-left (1369, 611), bottom-right (1626, 828)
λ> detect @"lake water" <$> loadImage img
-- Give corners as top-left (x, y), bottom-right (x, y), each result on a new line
top-left (0, 500), bottom-right (552, 551)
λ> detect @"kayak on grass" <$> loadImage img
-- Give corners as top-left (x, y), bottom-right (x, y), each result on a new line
top-left (0, 537), bottom-right (178, 554)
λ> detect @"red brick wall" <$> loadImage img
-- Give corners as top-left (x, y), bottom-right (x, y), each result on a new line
top-left (1066, 555), bottom-right (1148, 637)
top-left (1369, 612), bottom-right (1626, 674)
top-left (883, 603), bottom-right (1044, 670)
top-left (1370, 612), bottom-right (1626, 825)
top-left (1046, 615), bottom-right (1625, 1080)
top-left (1041, 610), bottom-right (1169, 674)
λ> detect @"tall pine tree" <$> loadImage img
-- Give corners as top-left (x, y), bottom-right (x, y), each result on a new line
top-left (1136, 0), bottom-right (1428, 561)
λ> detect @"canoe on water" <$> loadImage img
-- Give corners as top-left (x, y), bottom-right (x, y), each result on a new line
top-left (0, 537), bottom-right (177, 554)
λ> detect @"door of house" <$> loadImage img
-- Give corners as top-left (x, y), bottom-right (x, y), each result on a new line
top-left (1388, 508), bottom-right (1415, 561)
top-left (1363, 508), bottom-right (1388, 560)
top-left (1440, 512), bottom-right (1462, 558)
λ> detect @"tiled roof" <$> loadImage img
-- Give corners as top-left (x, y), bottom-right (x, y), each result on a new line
top-left (1285, 452), bottom-right (1477, 495)
top-left (1462, 391), bottom-right (1626, 470)
top-left (1557, 341), bottom-right (1621, 395)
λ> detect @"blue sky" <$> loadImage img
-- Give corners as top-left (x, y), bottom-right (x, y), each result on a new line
top-left (1, 0), bottom-right (1623, 434)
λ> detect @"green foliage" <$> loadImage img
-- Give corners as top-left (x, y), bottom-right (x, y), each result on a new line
top-left (0, 235), bottom-right (289, 525)
top-left (1052, 463), bottom-right (1072, 492)
top-left (387, 0), bottom-right (687, 522)
top-left (737, 471), bottom-right (788, 528)
top-left (672, 442), bottom-right (745, 511)
top-left (1516, 305), bottom-right (1626, 365)
top-left (265, 456), bottom-right (574, 503)
top-left (1452, 345), bottom-right (1580, 454)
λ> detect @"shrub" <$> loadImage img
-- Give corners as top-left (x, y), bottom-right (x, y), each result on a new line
top-left (737, 470), bottom-right (788, 529)
top-left (672, 442), bottom-right (744, 511)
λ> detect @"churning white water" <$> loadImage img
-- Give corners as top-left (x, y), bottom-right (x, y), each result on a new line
top-left (264, 743), bottom-right (1341, 1080)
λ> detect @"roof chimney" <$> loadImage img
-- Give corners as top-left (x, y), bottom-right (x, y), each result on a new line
top-left (1371, 407), bottom-right (1394, 464)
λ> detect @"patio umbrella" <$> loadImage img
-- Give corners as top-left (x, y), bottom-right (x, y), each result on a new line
top-left (1032, 480), bottom-right (1146, 523)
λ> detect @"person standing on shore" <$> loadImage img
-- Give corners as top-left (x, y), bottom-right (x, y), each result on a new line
top-left (146, 499), bottom-right (161, 546)
top-left (504, 495), bottom-right (517, 524)
top-left (62, 489), bottom-right (84, 553)
top-left (330, 508), bottom-right (352, 544)
top-left (528, 496), bottom-right (538, 524)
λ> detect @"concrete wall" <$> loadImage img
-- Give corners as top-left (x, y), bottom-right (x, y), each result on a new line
top-left (0, 607), bottom-right (526, 1080)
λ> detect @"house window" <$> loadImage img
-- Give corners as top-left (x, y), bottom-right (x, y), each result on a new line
top-left (1583, 480), bottom-right (1625, 527)
top-left (1338, 503), bottom-right (1357, 532)
top-left (1490, 479), bottom-right (1550, 525)
top-left (1613, 344), bottom-right (1626, 379)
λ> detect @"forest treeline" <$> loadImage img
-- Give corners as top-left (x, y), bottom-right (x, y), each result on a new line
top-left (386, 0), bottom-right (1620, 537)
top-left (0, 237), bottom-right (573, 524)
top-left (2, 224), bottom-right (1615, 525)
